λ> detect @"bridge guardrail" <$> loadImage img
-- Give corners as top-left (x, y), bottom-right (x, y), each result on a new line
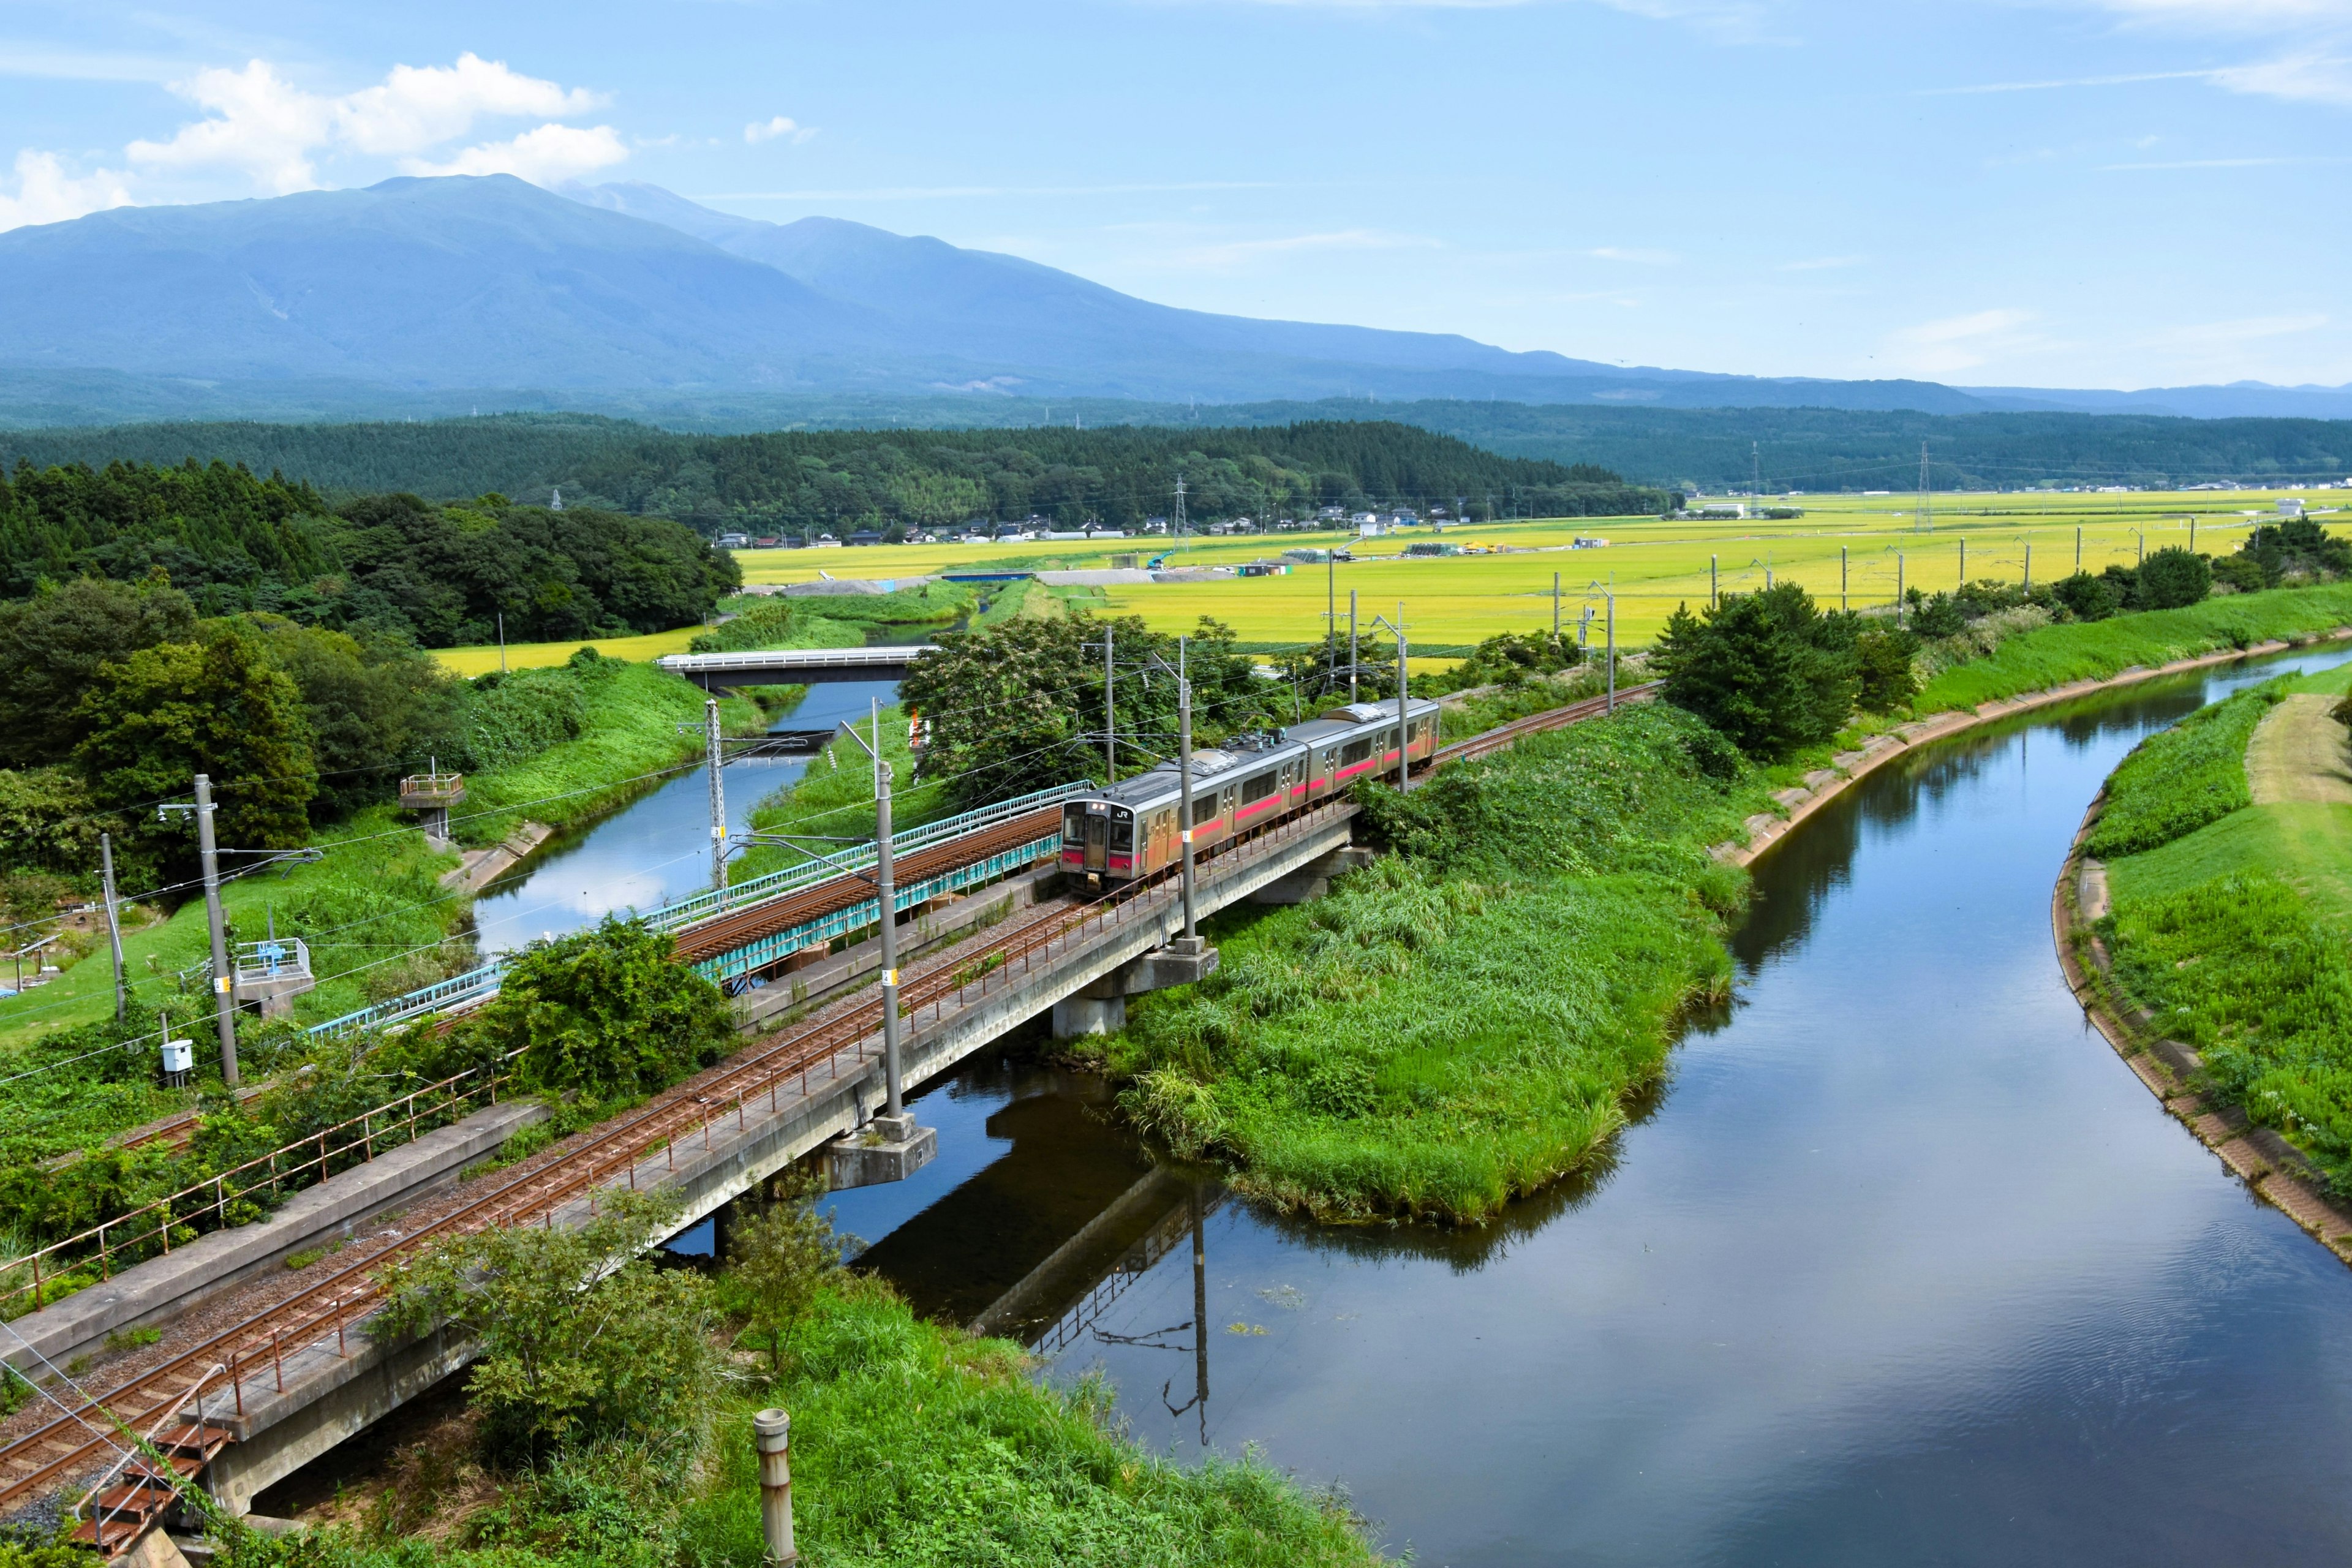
top-left (657, 646), bottom-right (939, 675)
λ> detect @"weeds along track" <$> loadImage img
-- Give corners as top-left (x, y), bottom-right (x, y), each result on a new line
top-left (1427, 680), bottom-right (1660, 770)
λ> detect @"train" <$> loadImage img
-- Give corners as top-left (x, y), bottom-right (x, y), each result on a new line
top-left (1060, 696), bottom-right (1443, 882)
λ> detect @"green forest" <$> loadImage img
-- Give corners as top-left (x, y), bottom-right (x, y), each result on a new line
top-left (0, 417), bottom-right (1667, 534)
top-left (10, 401), bottom-right (2352, 500)
top-left (0, 458), bottom-right (738, 643)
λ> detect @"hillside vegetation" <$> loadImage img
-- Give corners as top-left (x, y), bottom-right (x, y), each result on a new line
top-left (0, 417), bottom-right (1667, 534)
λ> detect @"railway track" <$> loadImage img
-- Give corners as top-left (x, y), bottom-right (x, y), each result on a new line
top-left (669, 805), bottom-right (1061, 965)
top-left (3, 682), bottom-right (1653, 1543)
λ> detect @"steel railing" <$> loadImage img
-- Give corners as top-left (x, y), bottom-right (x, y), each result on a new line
top-left (0, 1060), bottom-right (514, 1321)
top-left (657, 646), bottom-right (940, 674)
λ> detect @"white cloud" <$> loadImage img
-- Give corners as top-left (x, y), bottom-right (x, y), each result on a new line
top-left (1587, 245), bottom-right (1680, 264)
top-left (1883, 307), bottom-right (2048, 375)
top-left (403, 123), bottom-right (630, 183)
top-left (744, 115), bottom-right (814, 144)
top-left (2211, 51), bottom-right (2352, 101)
top-left (337, 53), bottom-right (605, 156)
top-left (1780, 254), bottom-right (1869, 270)
top-left (0, 149), bottom-right (133, 229)
top-left (126, 59), bottom-right (334, 192)
top-left (120, 52), bottom-right (614, 194)
top-left (2075, 0), bottom-right (2352, 24)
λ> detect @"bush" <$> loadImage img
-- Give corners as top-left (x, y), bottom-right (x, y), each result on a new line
top-left (2211, 554), bottom-right (2267, 594)
top-left (2051, 570), bottom-right (2122, 622)
top-left (2136, 546), bottom-right (2212, 611)
top-left (467, 917), bottom-right (735, 1102)
top-left (379, 1192), bottom-right (720, 1457)
top-left (722, 1172), bottom-right (850, 1373)
top-left (1651, 583), bottom-right (1858, 760)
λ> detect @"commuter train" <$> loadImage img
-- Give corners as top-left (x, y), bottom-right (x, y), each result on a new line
top-left (1060, 697), bottom-right (1443, 882)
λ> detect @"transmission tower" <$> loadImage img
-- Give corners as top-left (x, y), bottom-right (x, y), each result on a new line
top-left (1173, 474), bottom-right (1188, 538)
top-left (1751, 442), bottom-right (1762, 499)
top-left (1918, 441), bottom-right (1932, 533)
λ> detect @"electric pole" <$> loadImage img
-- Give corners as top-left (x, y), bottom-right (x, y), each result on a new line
top-left (1348, 590), bottom-right (1359, 702)
top-left (1102, 627), bottom-right (1115, 783)
top-left (1918, 442), bottom-right (1932, 533)
top-left (100, 832), bottom-right (126, 1022)
top-left (1752, 441), bottom-right (1762, 500)
top-left (194, 775), bottom-right (236, 1088)
top-left (1177, 638), bottom-right (1196, 940)
top-left (705, 698), bottom-right (728, 905)
top-left (870, 699), bottom-right (903, 1119)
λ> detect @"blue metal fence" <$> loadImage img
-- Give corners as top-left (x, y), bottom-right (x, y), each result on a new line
top-left (304, 780), bottom-right (1090, 1039)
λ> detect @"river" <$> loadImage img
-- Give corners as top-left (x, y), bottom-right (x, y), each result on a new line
top-left (813, 645), bottom-right (2352, 1566)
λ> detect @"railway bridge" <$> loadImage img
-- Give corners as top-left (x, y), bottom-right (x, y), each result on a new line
top-left (0, 682), bottom-right (1657, 1555)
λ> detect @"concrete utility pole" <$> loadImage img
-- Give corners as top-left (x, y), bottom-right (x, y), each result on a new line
top-left (1177, 638), bottom-right (1196, 940)
top-left (1604, 592), bottom-right (1616, 714)
top-left (100, 832), bottom-right (126, 1022)
top-left (1326, 550), bottom-right (1336, 693)
top-left (870, 699), bottom-right (903, 1120)
top-left (1959, 537), bottom-right (1967, 588)
top-left (1710, 555), bottom-right (1718, 609)
top-left (194, 775), bottom-right (237, 1089)
top-left (497, 612), bottom-right (508, 675)
top-left (1553, 571), bottom-right (1562, 639)
top-left (1395, 608), bottom-right (1409, 791)
top-left (2076, 526), bottom-right (2083, 573)
top-left (1841, 546), bottom-right (1849, 611)
top-left (1348, 591), bottom-right (1359, 702)
top-left (1102, 627), bottom-right (1115, 783)
top-left (706, 698), bottom-right (728, 906)
top-left (1897, 553), bottom-right (1906, 622)
top-left (2024, 543), bottom-right (2032, 592)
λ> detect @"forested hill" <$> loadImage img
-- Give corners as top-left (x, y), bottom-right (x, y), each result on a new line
top-left (0, 418), bottom-right (1668, 531)
top-left (0, 459), bottom-right (737, 646)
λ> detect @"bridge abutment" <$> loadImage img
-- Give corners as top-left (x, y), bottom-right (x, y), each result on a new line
top-left (1049, 935), bottom-right (1220, 1038)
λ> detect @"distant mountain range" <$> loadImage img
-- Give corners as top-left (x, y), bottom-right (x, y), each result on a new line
top-left (0, 173), bottom-right (2345, 426)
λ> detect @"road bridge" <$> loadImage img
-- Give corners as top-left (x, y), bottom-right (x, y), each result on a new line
top-left (657, 646), bottom-right (937, 686)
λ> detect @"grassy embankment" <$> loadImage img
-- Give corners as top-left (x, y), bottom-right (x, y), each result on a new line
top-left (2089, 662), bottom-right (2352, 1195)
top-left (1910, 583), bottom-right (2352, 712)
top-left (1071, 702), bottom-right (1776, 1224)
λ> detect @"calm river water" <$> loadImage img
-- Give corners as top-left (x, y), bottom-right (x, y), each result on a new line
top-left (820, 645), bottom-right (2352, 1566)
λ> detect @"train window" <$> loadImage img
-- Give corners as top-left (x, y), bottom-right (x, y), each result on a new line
top-left (1341, 737), bottom-right (1372, 766)
top-left (1110, 816), bottom-right (1133, 850)
top-left (1063, 805), bottom-right (1085, 837)
top-left (1241, 770), bottom-right (1277, 804)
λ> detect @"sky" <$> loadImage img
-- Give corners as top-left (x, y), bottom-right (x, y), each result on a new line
top-left (1, 0), bottom-right (2348, 392)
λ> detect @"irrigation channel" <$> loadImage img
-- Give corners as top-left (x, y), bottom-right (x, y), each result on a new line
top-left (776, 643), bottom-right (2352, 1567)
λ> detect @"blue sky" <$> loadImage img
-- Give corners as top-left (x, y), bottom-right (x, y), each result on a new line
top-left (2, 0), bottom-right (2348, 391)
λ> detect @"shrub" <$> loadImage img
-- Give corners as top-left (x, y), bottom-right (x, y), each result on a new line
top-left (378, 1192), bottom-right (720, 1457)
top-left (1852, 627), bottom-right (1920, 713)
top-left (2136, 546), bottom-right (2212, 611)
top-left (723, 1171), bottom-right (850, 1373)
top-left (466, 917), bottom-right (735, 1103)
top-left (2051, 570), bottom-right (2122, 622)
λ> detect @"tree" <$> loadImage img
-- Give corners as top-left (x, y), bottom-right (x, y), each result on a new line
top-left (725, 1173), bottom-right (847, 1374)
top-left (2240, 518), bottom-right (2352, 586)
top-left (74, 622), bottom-right (316, 855)
top-left (254, 619), bottom-right (470, 821)
top-left (379, 1193), bottom-right (720, 1457)
top-left (900, 613), bottom-right (1279, 810)
top-left (0, 575), bottom-right (196, 767)
top-left (1852, 627), bottom-right (1920, 714)
top-left (1651, 584), bottom-right (1859, 760)
top-left (2135, 546), bottom-right (2211, 610)
top-left (471, 917), bottom-right (735, 1102)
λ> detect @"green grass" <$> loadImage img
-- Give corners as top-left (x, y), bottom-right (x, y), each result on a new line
top-left (2086, 685), bottom-right (2277, 858)
top-left (221, 1283), bottom-right (1381, 1568)
top-left (2097, 658), bottom-right (2352, 1194)
top-left (0, 806), bottom-right (463, 1063)
top-left (1914, 584), bottom-right (2352, 712)
top-left (457, 661), bottom-right (767, 846)
top-left (1086, 703), bottom-right (1773, 1223)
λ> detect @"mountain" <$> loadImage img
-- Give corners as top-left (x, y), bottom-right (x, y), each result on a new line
top-left (0, 173), bottom-right (2344, 424)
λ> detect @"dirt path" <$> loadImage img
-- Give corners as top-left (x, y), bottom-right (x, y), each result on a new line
top-left (2247, 693), bottom-right (2352, 805)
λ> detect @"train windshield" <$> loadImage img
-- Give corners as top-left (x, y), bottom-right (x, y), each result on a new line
top-left (1110, 813), bottom-right (1134, 851)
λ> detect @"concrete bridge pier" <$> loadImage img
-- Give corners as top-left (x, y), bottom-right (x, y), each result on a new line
top-left (1251, 845), bottom-right (1377, 905)
top-left (1050, 937), bottom-right (1218, 1038)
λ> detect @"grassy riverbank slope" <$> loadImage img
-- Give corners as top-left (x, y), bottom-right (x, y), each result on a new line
top-left (1082, 702), bottom-right (1774, 1223)
top-left (2092, 665), bottom-right (2352, 1194)
top-left (1914, 584), bottom-right (2352, 713)
top-left (224, 1283), bottom-right (1379, 1568)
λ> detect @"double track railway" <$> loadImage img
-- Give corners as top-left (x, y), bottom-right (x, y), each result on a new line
top-left (4, 680), bottom-right (1654, 1550)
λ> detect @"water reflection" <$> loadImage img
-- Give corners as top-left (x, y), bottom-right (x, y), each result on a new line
top-left (835, 644), bottom-right (2352, 1567)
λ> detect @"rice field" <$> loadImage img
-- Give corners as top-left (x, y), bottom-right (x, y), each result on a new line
top-left (727, 489), bottom-right (2341, 652)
